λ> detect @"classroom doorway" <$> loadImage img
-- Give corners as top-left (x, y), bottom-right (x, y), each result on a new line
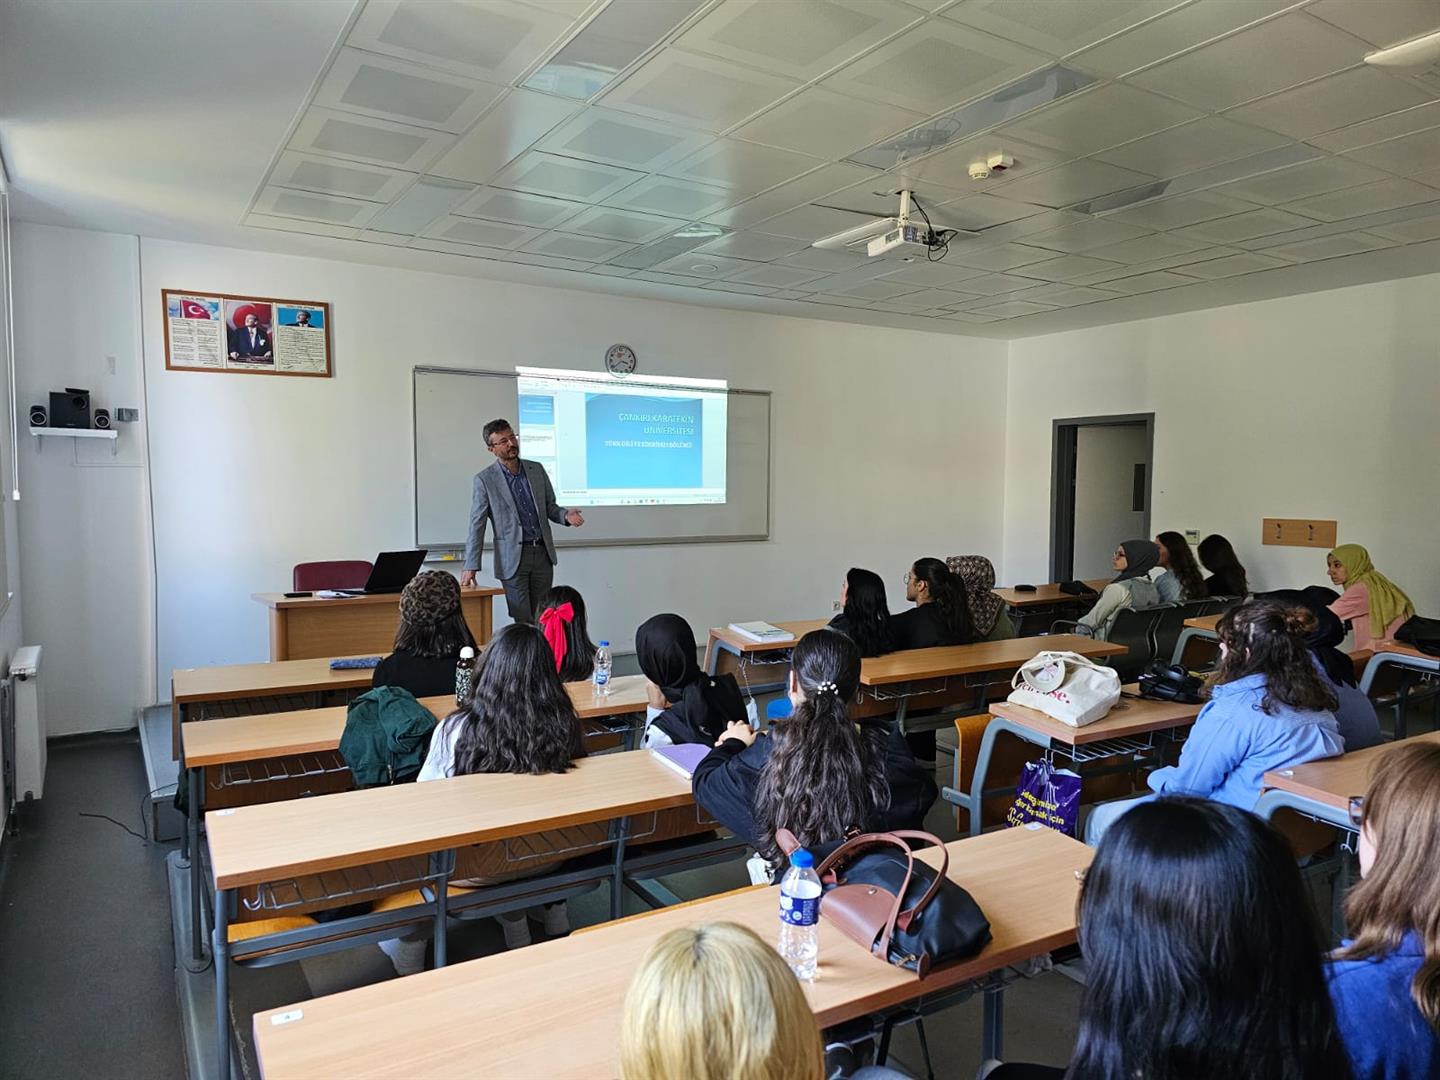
top-left (1051, 414), bottom-right (1154, 582)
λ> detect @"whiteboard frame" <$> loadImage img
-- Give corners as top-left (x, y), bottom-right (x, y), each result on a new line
top-left (412, 365), bottom-right (772, 551)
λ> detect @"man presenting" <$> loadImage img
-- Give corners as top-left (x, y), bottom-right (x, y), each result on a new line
top-left (459, 418), bottom-right (584, 624)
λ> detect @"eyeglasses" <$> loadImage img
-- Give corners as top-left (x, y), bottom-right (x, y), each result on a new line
top-left (488, 433), bottom-right (519, 448)
top-left (1348, 795), bottom-right (1365, 829)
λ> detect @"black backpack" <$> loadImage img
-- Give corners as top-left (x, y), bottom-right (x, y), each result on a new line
top-left (1395, 616), bottom-right (1440, 657)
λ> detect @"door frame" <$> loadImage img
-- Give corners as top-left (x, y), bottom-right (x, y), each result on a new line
top-left (1050, 413), bottom-right (1155, 582)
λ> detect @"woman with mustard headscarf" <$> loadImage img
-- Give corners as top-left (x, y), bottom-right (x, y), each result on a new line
top-left (1326, 544), bottom-right (1415, 650)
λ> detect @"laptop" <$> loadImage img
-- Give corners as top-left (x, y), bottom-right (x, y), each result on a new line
top-left (337, 549), bottom-right (428, 595)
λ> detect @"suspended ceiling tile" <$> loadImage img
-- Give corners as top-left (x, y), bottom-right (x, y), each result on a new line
top-left (955, 270), bottom-right (1052, 294)
top-left (369, 178), bottom-right (476, 234)
top-left (777, 247), bottom-right (875, 272)
top-left (1173, 250), bottom-right (1293, 277)
top-left (1102, 268), bottom-right (1197, 292)
top-left (1344, 126), bottom-right (1440, 179)
top-left (1007, 282), bottom-right (1122, 305)
top-left (599, 49), bottom-right (801, 132)
top-left (314, 48), bottom-right (504, 134)
top-left (723, 263), bottom-right (833, 288)
top-left (1306, 0), bottom-right (1440, 48)
top-left (891, 286), bottom-right (984, 307)
top-left (536, 108), bottom-right (711, 173)
top-left (997, 158), bottom-right (1155, 207)
top-left (820, 19), bottom-right (1050, 116)
top-left (631, 270), bottom-right (712, 286)
top-left (1281, 177), bottom-right (1440, 222)
top-left (824, 174), bottom-right (967, 217)
top-left (704, 280), bottom-right (781, 296)
top-left (1369, 213), bottom-right (1440, 242)
top-left (1100, 190), bottom-right (1260, 229)
top-left (1020, 215), bottom-right (1152, 252)
top-left (1225, 67), bottom-right (1435, 141)
top-left (1095, 116), bottom-right (1290, 178)
top-left (907, 133), bottom-right (1069, 188)
top-left (422, 215), bottom-right (543, 249)
top-left (932, 192), bottom-right (1052, 229)
top-left (692, 231), bottom-right (809, 261)
top-left (290, 108), bottom-right (453, 170)
top-left (491, 151), bottom-right (643, 202)
top-left (876, 259), bottom-right (987, 285)
top-left (1011, 252), bottom-right (1125, 281)
top-left (751, 202), bottom-right (881, 240)
top-left (996, 83), bottom-right (1202, 157)
top-left (1309, 101), bottom-right (1440, 154)
top-left (1085, 232), bottom-right (1211, 264)
top-left (968, 298), bottom-right (1058, 317)
top-left (242, 213), bottom-right (362, 240)
top-left (603, 174), bottom-right (734, 217)
top-left (1209, 157), bottom-right (1392, 205)
top-left (455, 186), bottom-right (588, 228)
top-left (938, 0), bottom-right (1186, 57)
top-left (426, 89), bottom-right (578, 185)
top-left (1068, 0), bottom-right (1303, 78)
top-left (939, 310), bottom-right (1005, 323)
top-left (1172, 206), bottom-right (1319, 243)
top-left (677, 0), bottom-right (922, 81)
top-left (1127, 15), bottom-right (1365, 112)
top-left (270, 151), bottom-right (415, 203)
top-left (252, 186), bottom-right (382, 227)
top-left (1262, 231), bottom-right (1395, 260)
top-left (523, 232), bottom-right (634, 262)
top-left (665, 139), bottom-right (823, 199)
top-left (731, 87), bottom-right (924, 161)
top-left (942, 241), bottom-right (1056, 270)
top-left (829, 278), bottom-right (921, 300)
top-left (348, 0), bottom-right (575, 82)
top-left (558, 205), bottom-right (688, 244)
top-left (649, 251), bottom-right (758, 278)
top-left (703, 162), bottom-right (876, 228)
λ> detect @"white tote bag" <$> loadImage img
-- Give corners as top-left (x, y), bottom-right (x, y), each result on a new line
top-left (1006, 650), bottom-right (1121, 728)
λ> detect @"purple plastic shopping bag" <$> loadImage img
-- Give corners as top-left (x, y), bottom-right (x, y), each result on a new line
top-left (1005, 758), bottom-right (1082, 836)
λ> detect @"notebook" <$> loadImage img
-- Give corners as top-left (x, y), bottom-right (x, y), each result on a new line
top-left (649, 743), bottom-right (711, 780)
top-left (727, 620), bottom-right (794, 644)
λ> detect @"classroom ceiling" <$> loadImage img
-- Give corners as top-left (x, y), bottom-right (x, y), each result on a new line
top-left (6, 0), bottom-right (1440, 340)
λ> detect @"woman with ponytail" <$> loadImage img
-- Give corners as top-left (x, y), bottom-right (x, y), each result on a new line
top-left (1084, 599), bottom-right (1343, 845)
top-left (536, 585), bottom-right (597, 683)
top-left (692, 629), bottom-right (937, 875)
top-left (892, 556), bottom-right (974, 651)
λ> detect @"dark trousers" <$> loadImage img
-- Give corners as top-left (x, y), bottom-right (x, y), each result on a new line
top-left (500, 543), bottom-right (554, 625)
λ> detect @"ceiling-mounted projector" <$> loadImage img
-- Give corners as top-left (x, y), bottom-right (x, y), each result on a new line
top-left (812, 190), bottom-right (965, 255)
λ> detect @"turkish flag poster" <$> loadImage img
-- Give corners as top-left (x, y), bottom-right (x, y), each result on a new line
top-left (163, 289), bottom-right (331, 377)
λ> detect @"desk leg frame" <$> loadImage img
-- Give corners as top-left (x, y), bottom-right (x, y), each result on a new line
top-left (1358, 650), bottom-right (1439, 741)
top-left (943, 718), bottom-right (1050, 838)
top-left (982, 973), bottom-right (1005, 1061)
top-left (214, 887), bottom-right (232, 1080)
top-left (189, 766), bottom-right (205, 965)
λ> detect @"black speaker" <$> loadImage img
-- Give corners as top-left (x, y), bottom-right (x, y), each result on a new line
top-left (93, 409), bottom-right (111, 430)
top-left (48, 388), bottom-right (90, 429)
top-left (28, 404), bottom-right (47, 427)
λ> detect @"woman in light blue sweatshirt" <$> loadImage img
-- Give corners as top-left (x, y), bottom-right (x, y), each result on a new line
top-left (1086, 599), bottom-right (1344, 845)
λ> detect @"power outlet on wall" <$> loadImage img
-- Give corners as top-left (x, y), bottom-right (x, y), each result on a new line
top-left (1184, 529), bottom-right (1200, 543)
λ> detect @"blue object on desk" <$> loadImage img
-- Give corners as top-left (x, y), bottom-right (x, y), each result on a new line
top-left (766, 698), bottom-right (793, 721)
top-left (329, 656), bottom-right (382, 670)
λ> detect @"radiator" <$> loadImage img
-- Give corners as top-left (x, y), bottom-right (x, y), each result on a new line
top-left (11, 645), bottom-right (43, 802)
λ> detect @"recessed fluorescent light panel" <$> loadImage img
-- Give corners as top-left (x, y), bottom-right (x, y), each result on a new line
top-left (606, 222), bottom-right (728, 270)
top-left (525, 0), bottom-right (707, 100)
top-left (847, 65), bottom-right (1097, 171)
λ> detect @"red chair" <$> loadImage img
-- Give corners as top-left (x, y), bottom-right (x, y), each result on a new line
top-left (293, 560), bottom-right (373, 591)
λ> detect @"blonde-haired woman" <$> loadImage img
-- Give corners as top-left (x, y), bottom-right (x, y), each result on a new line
top-left (1328, 740), bottom-right (1440, 1079)
top-left (620, 922), bottom-right (823, 1080)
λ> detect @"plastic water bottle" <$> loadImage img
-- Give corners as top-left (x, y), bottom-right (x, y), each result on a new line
top-left (455, 646), bottom-right (476, 707)
top-left (593, 640), bottom-right (612, 697)
top-left (778, 849), bottom-right (822, 982)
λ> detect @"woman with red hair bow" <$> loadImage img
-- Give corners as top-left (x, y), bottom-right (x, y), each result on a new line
top-left (537, 585), bottom-right (598, 683)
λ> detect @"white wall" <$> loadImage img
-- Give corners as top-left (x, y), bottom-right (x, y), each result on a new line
top-left (135, 236), bottom-right (1007, 681)
top-left (13, 224), bottom-right (152, 735)
top-left (1004, 273), bottom-right (1440, 614)
top-left (0, 206), bottom-right (25, 834)
top-left (1072, 424), bottom-right (1148, 580)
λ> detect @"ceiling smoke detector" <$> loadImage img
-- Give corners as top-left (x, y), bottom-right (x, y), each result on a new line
top-left (970, 151), bottom-right (1015, 181)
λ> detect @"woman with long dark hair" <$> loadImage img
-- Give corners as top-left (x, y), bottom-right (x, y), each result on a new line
top-left (1330, 741), bottom-right (1440, 1078)
top-left (1084, 599), bottom-right (1343, 845)
top-left (891, 557), bottom-right (973, 650)
top-left (989, 798), bottom-right (1351, 1079)
top-left (636, 613), bottom-right (747, 746)
top-left (372, 571), bottom-right (477, 698)
top-left (827, 567), bottom-right (894, 658)
top-left (1077, 539), bottom-right (1161, 640)
top-left (692, 629), bottom-right (936, 875)
top-left (1198, 533), bottom-right (1249, 598)
top-left (1154, 530), bottom-right (1205, 603)
top-left (536, 584), bottom-right (598, 683)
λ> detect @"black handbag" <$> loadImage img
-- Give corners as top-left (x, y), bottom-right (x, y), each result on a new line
top-left (1137, 660), bottom-right (1205, 703)
top-left (777, 828), bottom-right (990, 978)
top-left (1395, 616), bottom-right (1440, 658)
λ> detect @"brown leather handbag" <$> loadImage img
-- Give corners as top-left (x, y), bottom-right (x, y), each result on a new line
top-left (778, 829), bottom-right (991, 977)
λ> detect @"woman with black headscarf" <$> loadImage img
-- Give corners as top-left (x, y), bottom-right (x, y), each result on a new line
top-left (1259, 587), bottom-right (1382, 750)
top-left (635, 613), bottom-right (748, 746)
top-left (1078, 539), bottom-right (1163, 641)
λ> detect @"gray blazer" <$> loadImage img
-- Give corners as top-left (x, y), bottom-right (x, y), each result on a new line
top-left (462, 459), bottom-right (569, 580)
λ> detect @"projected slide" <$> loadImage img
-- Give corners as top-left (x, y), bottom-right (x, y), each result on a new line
top-left (516, 367), bottom-right (727, 507)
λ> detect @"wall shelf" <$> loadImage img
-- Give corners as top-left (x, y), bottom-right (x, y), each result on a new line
top-left (30, 426), bottom-right (119, 454)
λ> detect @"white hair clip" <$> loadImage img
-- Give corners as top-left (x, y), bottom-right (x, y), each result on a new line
top-left (815, 680), bottom-right (838, 694)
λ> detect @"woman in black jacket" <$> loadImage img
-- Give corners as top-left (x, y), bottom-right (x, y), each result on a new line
top-left (692, 628), bottom-right (937, 875)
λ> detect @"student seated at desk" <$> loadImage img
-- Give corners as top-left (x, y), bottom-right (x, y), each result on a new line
top-left (827, 567), bottom-right (895, 657)
top-left (620, 922), bottom-right (824, 1080)
top-left (891, 557), bottom-right (973, 650)
top-left (1329, 741), bottom-right (1440, 1080)
top-left (537, 584), bottom-right (597, 682)
top-left (988, 798), bottom-right (1349, 1080)
top-left (636, 613), bottom-right (747, 747)
top-left (1153, 530), bottom-right (1204, 604)
top-left (1084, 601), bottom-right (1343, 845)
top-left (692, 629), bottom-right (936, 882)
top-left (1077, 540), bottom-right (1161, 641)
top-left (1197, 533), bottom-right (1249, 598)
top-left (371, 571), bottom-right (477, 698)
top-left (1260, 587), bottom-right (1382, 751)
top-left (1326, 543), bottom-right (1415, 651)
top-left (951, 554), bottom-right (1014, 642)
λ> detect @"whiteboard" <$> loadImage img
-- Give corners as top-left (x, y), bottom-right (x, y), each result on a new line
top-left (413, 366), bottom-right (771, 549)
